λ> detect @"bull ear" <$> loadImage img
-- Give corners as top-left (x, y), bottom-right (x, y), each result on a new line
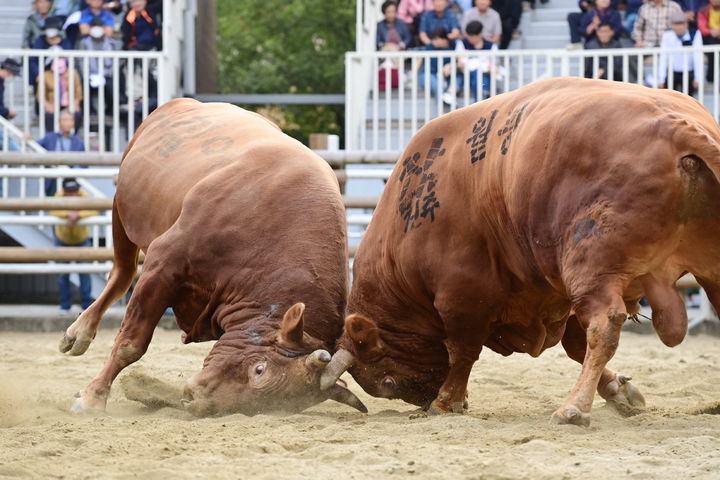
top-left (279, 302), bottom-right (305, 347)
top-left (345, 313), bottom-right (383, 357)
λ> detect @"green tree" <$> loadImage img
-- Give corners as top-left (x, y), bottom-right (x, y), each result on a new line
top-left (216, 0), bottom-right (355, 145)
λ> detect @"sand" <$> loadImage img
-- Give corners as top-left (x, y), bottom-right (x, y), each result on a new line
top-left (1, 328), bottom-right (719, 480)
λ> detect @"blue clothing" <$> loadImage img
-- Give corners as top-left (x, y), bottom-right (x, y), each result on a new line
top-left (460, 38), bottom-right (494, 50)
top-left (419, 9), bottom-right (460, 36)
top-left (579, 7), bottom-right (623, 40)
top-left (39, 131), bottom-right (85, 152)
top-left (79, 7), bottom-right (114, 26)
top-left (676, 0), bottom-right (708, 12)
top-left (624, 0), bottom-right (645, 15)
top-left (121, 9), bottom-right (161, 50)
top-left (0, 77), bottom-right (8, 119)
top-left (418, 44), bottom-right (453, 97)
top-left (376, 18), bottom-right (411, 49)
top-left (55, 237), bottom-right (93, 311)
top-left (29, 35), bottom-right (74, 86)
top-left (421, 43), bottom-right (453, 75)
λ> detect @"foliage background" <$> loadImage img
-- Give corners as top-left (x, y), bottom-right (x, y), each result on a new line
top-left (216, 0), bottom-right (355, 145)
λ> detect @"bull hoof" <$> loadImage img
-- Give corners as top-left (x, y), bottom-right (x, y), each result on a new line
top-left (549, 406), bottom-right (590, 427)
top-left (603, 375), bottom-right (646, 416)
top-left (59, 334), bottom-right (93, 356)
top-left (70, 392), bottom-right (107, 413)
top-left (427, 399), bottom-right (464, 415)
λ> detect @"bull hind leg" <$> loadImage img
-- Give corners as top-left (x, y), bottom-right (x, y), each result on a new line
top-left (562, 314), bottom-right (645, 415)
top-left (71, 250), bottom-right (175, 412)
top-left (60, 200), bottom-right (140, 356)
top-left (551, 283), bottom-right (628, 426)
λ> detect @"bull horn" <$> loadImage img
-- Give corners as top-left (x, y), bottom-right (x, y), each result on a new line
top-left (327, 383), bottom-right (368, 413)
top-left (319, 349), bottom-right (355, 390)
top-left (306, 349), bottom-right (332, 369)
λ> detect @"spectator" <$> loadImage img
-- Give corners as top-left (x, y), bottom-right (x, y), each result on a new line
top-left (0, 58), bottom-right (21, 153)
top-left (676, 0), bottom-right (709, 25)
top-left (633, 0), bottom-right (684, 47)
top-left (38, 110), bottom-right (85, 196)
top-left (580, 0), bottom-right (623, 43)
top-left (29, 16), bottom-right (73, 86)
top-left (584, 21), bottom-right (624, 80)
top-left (567, 0), bottom-right (595, 49)
top-left (377, 1), bottom-right (411, 50)
top-left (419, 0), bottom-right (461, 45)
top-left (698, 0), bottom-right (720, 80)
top-left (659, 10), bottom-right (703, 95)
top-left (417, 27), bottom-right (454, 97)
top-left (622, 0), bottom-right (645, 36)
top-left (79, 16), bottom-right (117, 113)
top-left (79, 0), bottom-right (114, 38)
top-left (37, 57), bottom-right (82, 131)
top-left (121, 0), bottom-right (162, 50)
top-left (51, 0), bottom-right (81, 18)
top-left (493, 0), bottom-right (523, 49)
top-left (461, 0), bottom-right (502, 44)
top-left (443, 20), bottom-right (498, 103)
top-left (23, 0), bottom-right (53, 49)
top-left (49, 177), bottom-right (97, 314)
top-left (398, 0), bottom-right (433, 46)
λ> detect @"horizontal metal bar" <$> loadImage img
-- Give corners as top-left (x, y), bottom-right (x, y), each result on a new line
top-left (0, 263), bottom-right (116, 274)
top-left (0, 47), bottom-right (162, 60)
top-left (0, 215), bottom-right (112, 225)
top-left (1, 168), bottom-right (119, 178)
top-left (191, 94), bottom-right (345, 105)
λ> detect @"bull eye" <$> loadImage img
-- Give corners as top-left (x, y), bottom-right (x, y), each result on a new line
top-left (381, 376), bottom-right (396, 389)
top-left (254, 363), bottom-right (266, 376)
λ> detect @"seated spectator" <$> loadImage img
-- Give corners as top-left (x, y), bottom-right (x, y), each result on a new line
top-left (38, 110), bottom-right (85, 196)
top-left (419, 0), bottom-right (461, 45)
top-left (121, 0), bottom-right (162, 50)
top-left (698, 0), bottom-right (720, 80)
top-left (622, 0), bottom-right (645, 36)
top-left (377, 1), bottom-right (411, 50)
top-left (493, 0), bottom-right (523, 49)
top-left (580, 0), bottom-right (623, 43)
top-left (443, 20), bottom-right (498, 103)
top-left (659, 11), bottom-right (703, 95)
top-left (50, 0), bottom-right (81, 18)
top-left (37, 57), bottom-right (82, 131)
top-left (79, 0), bottom-right (114, 38)
top-left (0, 58), bottom-right (22, 153)
top-left (78, 16), bottom-right (117, 113)
top-left (567, 0), bottom-right (595, 49)
top-left (398, 0), bottom-right (433, 46)
top-left (633, 0), bottom-right (684, 47)
top-left (417, 27), bottom-right (454, 97)
top-left (676, 0), bottom-right (709, 25)
top-left (23, 0), bottom-right (53, 49)
top-left (461, 0), bottom-right (502, 45)
top-left (29, 16), bottom-right (74, 86)
top-left (584, 21), bottom-right (623, 80)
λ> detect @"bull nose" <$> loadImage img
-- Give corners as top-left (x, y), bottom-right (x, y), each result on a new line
top-left (305, 349), bottom-right (332, 369)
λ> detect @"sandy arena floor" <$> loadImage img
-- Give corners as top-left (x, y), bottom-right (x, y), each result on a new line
top-left (1, 328), bottom-right (719, 480)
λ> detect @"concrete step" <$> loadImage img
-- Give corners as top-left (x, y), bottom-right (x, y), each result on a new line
top-left (533, 8), bottom-right (574, 22)
top-left (537, 0), bottom-right (579, 9)
top-left (522, 34), bottom-right (569, 50)
top-left (0, 32), bottom-right (22, 48)
top-left (522, 20), bottom-right (569, 37)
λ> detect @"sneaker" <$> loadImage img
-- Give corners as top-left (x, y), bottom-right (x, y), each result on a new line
top-left (565, 42), bottom-right (583, 51)
top-left (442, 91), bottom-right (456, 105)
top-left (59, 308), bottom-right (72, 317)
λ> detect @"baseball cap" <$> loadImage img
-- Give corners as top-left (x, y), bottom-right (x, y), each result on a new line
top-left (62, 178), bottom-right (80, 191)
top-left (0, 58), bottom-right (21, 76)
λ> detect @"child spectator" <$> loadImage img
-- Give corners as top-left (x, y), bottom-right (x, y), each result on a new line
top-left (78, 16), bottom-right (117, 113)
top-left (633, 0), bottom-right (684, 47)
top-left (698, 0), bottom-right (720, 80)
top-left (659, 11), bottom-right (703, 95)
top-left (580, 0), bottom-right (623, 43)
top-left (419, 0), bottom-right (461, 45)
top-left (37, 57), bottom-right (83, 131)
top-left (461, 0), bottom-right (502, 45)
top-left (377, 1), bottom-right (411, 50)
top-left (398, 0), bottom-right (433, 46)
top-left (417, 27), bottom-right (454, 97)
top-left (23, 0), bottom-right (53, 49)
top-left (79, 0), bottom-right (115, 38)
top-left (121, 0), bottom-right (162, 50)
top-left (443, 20), bottom-right (498, 103)
top-left (584, 21), bottom-right (623, 80)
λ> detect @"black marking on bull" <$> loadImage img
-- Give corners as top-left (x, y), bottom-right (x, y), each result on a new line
top-left (573, 217), bottom-right (596, 245)
top-left (201, 136), bottom-right (234, 155)
top-left (497, 103), bottom-right (528, 155)
top-left (466, 109), bottom-right (499, 164)
top-left (398, 138), bottom-right (445, 232)
top-left (157, 133), bottom-right (184, 158)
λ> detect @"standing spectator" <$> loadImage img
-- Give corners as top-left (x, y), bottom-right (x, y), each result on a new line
top-left (633, 0), bottom-right (684, 47)
top-left (461, 0), bottom-right (503, 44)
top-left (443, 20), bottom-right (498, 103)
top-left (49, 177), bottom-right (97, 314)
top-left (493, 0), bottom-right (523, 49)
top-left (78, 16), bottom-right (117, 113)
top-left (584, 21), bottom-right (624, 80)
top-left (121, 0), bottom-right (162, 50)
top-left (419, 0), bottom-right (461, 45)
top-left (29, 16), bottom-right (73, 87)
top-left (0, 58), bottom-right (21, 153)
top-left (417, 27), bottom-right (454, 97)
top-left (580, 0), bottom-right (623, 43)
top-left (37, 57), bottom-right (83, 131)
top-left (23, 0), bottom-right (53, 49)
top-left (79, 0), bottom-right (115, 38)
top-left (567, 0), bottom-right (595, 49)
top-left (659, 10), bottom-right (703, 95)
top-left (38, 110), bottom-right (85, 196)
top-left (398, 0), bottom-right (433, 46)
top-left (698, 0), bottom-right (720, 80)
top-left (377, 1), bottom-right (411, 50)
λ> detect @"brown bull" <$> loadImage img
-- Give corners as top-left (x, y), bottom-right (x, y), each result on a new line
top-left (321, 77), bottom-right (720, 426)
top-left (61, 98), bottom-right (366, 416)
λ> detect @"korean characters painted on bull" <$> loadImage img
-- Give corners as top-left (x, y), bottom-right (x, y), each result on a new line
top-left (59, 98), bottom-right (367, 416)
top-left (321, 77), bottom-right (720, 426)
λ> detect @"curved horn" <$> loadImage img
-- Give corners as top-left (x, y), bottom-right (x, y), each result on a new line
top-left (305, 349), bottom-right (332, 369)
top-left (319, 349), bottom-right (355, 390)
top-left (327, 383), bottom-right (368, 413)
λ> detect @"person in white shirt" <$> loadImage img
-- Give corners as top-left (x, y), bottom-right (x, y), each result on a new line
top-left (658, 10), bottom-right (704, 96)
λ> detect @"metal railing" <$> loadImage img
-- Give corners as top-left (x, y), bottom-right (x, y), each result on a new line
top-left (345, 45), bottom-right (720, 150)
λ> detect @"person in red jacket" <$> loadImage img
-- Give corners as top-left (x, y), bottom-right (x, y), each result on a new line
top-left (698, 0), bottom-right (720, 80)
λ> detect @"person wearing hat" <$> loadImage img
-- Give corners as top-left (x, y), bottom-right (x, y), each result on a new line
top-left (49, 178), bottom-right (98, 313)
top-left (0, 58), bottom-right (21, 121)
top-left (79, 16), bottom-right (117, 114)
top-left (29, 15), bottom-right (72, 87)
top-left (659, 10), bottom-right (703, 96)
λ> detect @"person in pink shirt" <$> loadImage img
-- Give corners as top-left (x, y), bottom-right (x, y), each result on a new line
top-left (398, 0), bottom-right (434, 46)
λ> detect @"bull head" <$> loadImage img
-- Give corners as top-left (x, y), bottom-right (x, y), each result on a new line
top-left (181, 303), bottom-right (367, 416)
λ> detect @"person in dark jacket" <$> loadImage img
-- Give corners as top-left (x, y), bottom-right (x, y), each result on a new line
top-left (0, 58), bottom-right (22, 155)
top-left (29, 16), bottom-right (73, 87)
top-left (121, 0), bottom-right (162, 50)
top-left (583, 21), bottom-right (623, 80)
top-left (377, 1), bottom-right (412, 50)
top-left (37, 110), bottom-right (86, 196)
top-left (580, 0), bottom-right (623, 43)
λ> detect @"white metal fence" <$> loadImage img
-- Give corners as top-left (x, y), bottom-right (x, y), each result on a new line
top-left (345, 45), bottom-right (720, 150)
